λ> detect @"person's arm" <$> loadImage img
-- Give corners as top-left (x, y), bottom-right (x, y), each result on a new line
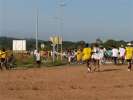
top-left (124, 48), bottom-right (127, 58)
top-left (132, 48), bottom-right (133, 59)
top-left (0, 52), bottom-right (6, 55)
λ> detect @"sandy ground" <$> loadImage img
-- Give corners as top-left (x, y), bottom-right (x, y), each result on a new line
top-left (0, 64), bottom-right (133, 100)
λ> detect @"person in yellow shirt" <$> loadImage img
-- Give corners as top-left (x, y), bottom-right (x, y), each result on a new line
top-left (0, 50), bottom-right (2, 59)
top-left (82, 43), bottom-right (92, 72)
top-left (125, 43), bottom-right (133, 71)
top-left (1, 49), bottom-right (6, 59)
top-left (0, 48), bottom-right (7, 70)
top-left (0, 49), bottom-right (2, 70)
top-left (76, 49), bottom-right (82, 64)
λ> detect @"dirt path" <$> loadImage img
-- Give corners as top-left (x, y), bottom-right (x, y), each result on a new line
top-left (0, 64), bottom-right (133, 100)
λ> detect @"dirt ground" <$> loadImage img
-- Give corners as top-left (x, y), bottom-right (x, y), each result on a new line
top-left (0, 64), bottom-right (133, 100)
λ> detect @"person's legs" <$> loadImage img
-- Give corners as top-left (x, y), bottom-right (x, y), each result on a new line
top-left (0, 59), bottom-right (2, 70)
top-left (4, 59), bottom-right (9, 70)
top-left (99, 58), bottom-right (101, 65)
top-left (114, 57), bottom-right (117, 64)
top-left (93, 59), bottom-right (100, 72)
top-left (68, 56), bottom-right (71, 64)
top-left (86, 59), bottom-right (91, 72)
top-left (127, 59), bottom-right (132, 71)
top-left (1, 58), bottom-right (6, 70)
top-left (121, 57), bottom-right (125, 64)
top-left (37, 61), bottom-right (41, 67)
top-left (97, 60), bottom-right (100, 71)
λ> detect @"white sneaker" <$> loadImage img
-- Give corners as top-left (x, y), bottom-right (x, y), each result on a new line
top-left (128, 69), bottom-right (131, 72)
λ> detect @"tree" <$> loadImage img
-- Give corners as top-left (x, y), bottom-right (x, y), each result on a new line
top-left (103, 39), bottom-right (118, 49)
top-left (96, 38), bottom-right (103, 45)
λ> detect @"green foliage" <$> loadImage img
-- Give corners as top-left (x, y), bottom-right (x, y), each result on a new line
top-left (15, 55), bottom-right (34, 68)
top-left (103, 39), bottom-right (127, 49)
top-left (14, 54), bottom-right (67, 68)
top-left (0, 37), bottom-right (13, 49)
top-left (42, 57), bottom-right (67, 67)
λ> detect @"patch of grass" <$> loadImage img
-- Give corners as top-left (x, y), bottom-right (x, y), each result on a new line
top-left (42, 59), bottom-right (67, 67)
top-left (15, 55), bottom-right (34, 68)
top-left (13, 54), bottom-right (67, 69)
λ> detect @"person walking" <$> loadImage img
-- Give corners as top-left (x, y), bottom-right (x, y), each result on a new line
top-left (91, 44), bottom-right (100, 71)
top-left (0, 48), bottom-right (8, 70)
top-left (119, 45), bottom-right (125, 64)
top-left (99, 46), bottom-right (105, 65)
top-left (112, 46), bottom-right (119, 65)
top-left (35, 50), bottom-right (41, 67)
top-left (76, 49), bottom-right (82, 64)
top-left (82, 43), bottom-right (92, 72)
top-left (125, 43), bottom-right (133, 71)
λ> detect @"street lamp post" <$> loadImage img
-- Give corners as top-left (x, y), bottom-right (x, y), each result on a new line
top-left (59, 0), bottom-right (64, 61)
top-left (36, 8), bottom-right (39, 50)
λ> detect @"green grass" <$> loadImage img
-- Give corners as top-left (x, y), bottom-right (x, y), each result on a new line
top-left (15, 55), bottom-right (34, 68)
top-left (42, 59), bottom-right (67, 67)
top-left (14, 55), bottom-right (67, 68)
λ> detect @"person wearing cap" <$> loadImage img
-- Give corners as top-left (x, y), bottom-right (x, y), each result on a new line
top-left (125, 43), bottom-right (133, 71)
top-left (82, 43), bottom-right (92, 72)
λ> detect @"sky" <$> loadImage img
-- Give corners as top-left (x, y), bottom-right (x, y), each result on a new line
top-left (0, 0), bottom-right (133, 42)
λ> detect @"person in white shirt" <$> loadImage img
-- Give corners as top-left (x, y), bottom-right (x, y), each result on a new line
top-left (99, 46), bottom-right (105, 65)
top-left (112, 46), bottom-right (119, 64)
top-left (91, 44), bottom-right (100, 71)
top-left (34, 49), bottom-right (37, 55)
top-left (119, 45), bottom-right (125, 64)
top-left (33, 49), bottom-right (37, 61)
top-left (35, 50), bottom-right (41, 67)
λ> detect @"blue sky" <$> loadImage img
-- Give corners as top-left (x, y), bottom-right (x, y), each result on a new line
top-left (0, 0), bottom-right (133, 42)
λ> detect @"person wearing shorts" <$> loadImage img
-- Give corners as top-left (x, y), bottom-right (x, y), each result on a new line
top-left (91, 44), bottom-right (100, 71)
top-left (125, 43), bottom-right (133, 71)
top-left (82, 43), bottom-right (92, 72)
top-left (35, 50), bottom-right (41, 67)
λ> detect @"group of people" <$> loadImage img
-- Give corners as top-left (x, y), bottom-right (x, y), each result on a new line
top-left (81, 42), bottom-right (133, 72)
top-left (82, 43), bottom-right (103, 72)
top-left (1, 42), bottom-right (133, 72)
top-left (65, 42), bottom-right (133, 72)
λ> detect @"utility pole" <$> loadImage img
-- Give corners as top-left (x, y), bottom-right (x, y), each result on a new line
top-left (56, 0), bottom-right (72, 60)
top-left (59, 0), bottom-right (64, 61)
top-left (36, 8), bottom-right (39, 50)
